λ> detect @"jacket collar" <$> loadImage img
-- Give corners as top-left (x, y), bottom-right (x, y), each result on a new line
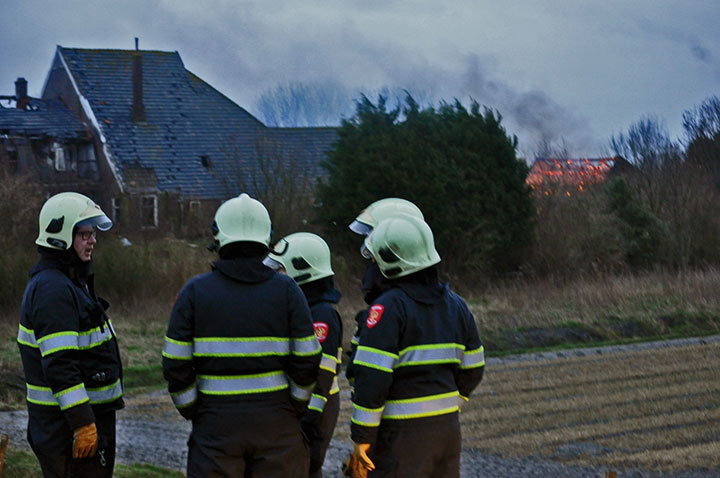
top-left (212, 257), bottom-right (275, 283)
top-left (300, 276), bottom-right (341, 306)
top-left (394, 281), bottom-right (447, 305)
top-left (32, 247), bottom-right (92, 288)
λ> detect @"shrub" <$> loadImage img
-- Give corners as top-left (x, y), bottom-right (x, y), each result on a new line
top-left (528, 186), bottom-right (626, 277)
top-left (0, 170), bottom-right (44, 309)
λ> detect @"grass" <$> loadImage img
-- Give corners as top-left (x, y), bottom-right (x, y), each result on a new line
top-left (465, 268), bottom-right (720, 354)
top-left (2, 446), bottom-right (184, 477)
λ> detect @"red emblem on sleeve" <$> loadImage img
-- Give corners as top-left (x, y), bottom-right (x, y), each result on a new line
top-left (313, 322), bottom-right (329, 342)
top-left (366, 305), bottom-right (385, 328)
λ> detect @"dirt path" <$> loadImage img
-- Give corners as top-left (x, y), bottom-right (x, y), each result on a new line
top-left (2, 335), bottom-right (719, 477)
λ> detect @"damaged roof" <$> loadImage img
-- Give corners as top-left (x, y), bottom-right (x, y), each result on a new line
top-left (55, 46), bottom-right (337, 198)
top-left (0, 97), bottom-right (88, 140)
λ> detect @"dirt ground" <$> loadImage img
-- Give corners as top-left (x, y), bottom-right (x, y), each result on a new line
top-left (2, 335), bottom-right (719, 477)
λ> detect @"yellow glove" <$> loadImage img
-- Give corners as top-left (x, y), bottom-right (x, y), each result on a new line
top-left (72, 422), bottom-right (98, 459)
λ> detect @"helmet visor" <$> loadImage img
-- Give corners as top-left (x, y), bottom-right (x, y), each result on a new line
top-left (349, 220), bottom-right (373, 236)
top-left (76, 214), bottom-right (113, 231)
top-left (263, 256), bottom-right (286, 273)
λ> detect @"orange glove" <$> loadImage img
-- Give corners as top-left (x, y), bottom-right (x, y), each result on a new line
top-left (353, 442), bottom-right (375, 471)
top-left (342, 452), bottom-right (368, 478)
top-left (72, 422), bottom-right (98, 459)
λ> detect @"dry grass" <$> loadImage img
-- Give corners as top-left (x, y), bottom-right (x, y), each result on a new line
top-left (461, 340), bottom-right (720, 471)
top-left (466, 268), bottom-right (720, 332)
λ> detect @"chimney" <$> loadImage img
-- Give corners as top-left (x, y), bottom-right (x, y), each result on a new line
top-left (131, 38), bottom-right (146, 122)
top-left (15, 77), bottom-right (28, 109)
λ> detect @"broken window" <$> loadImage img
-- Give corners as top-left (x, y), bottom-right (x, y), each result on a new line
top-left (77, 143), bottom-right (98, 179)
top-left (111, 197), bottom-right (121, 225)
top-left (53, 143), bottom-right (66, 171)
top-left (4, 148), bottom-right (18, 174)
top-left (141, 195), bottom-right (158, 228)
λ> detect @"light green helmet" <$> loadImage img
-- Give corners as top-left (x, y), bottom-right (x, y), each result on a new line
top-left (264, 232), bottom-right (334, 285)
top-left (36, 192), bottom-right (112, 250)
top-left (213, 193), bottom-right (272, 250)
top-left (349, 198), bottom-right (424, 236)
top-left (362, 214), bottom-right (441, 279)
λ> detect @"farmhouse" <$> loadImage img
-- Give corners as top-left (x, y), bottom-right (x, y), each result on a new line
top-left (0, 44), bottom-right (337, 236)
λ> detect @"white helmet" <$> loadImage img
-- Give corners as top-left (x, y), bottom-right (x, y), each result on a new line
top-left (363, 214), bottom-right (440, 279)
top-left (264, 232), bottom-right (334, 285)
top-left (212, 193), bottom-right (272, 250)
top-left (349, 198), bottom-right (424, 236)
top-left (36, 192), bottom-right (112, 250)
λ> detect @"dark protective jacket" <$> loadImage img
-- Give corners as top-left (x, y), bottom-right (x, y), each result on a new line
top-left (18, 252), bottom-right (124, 437)
top-left (345, 262), bottom-right (389, 389)
top-left (162, 257), bottom-right (322, 418)
top-left (300, 278), bottom-right (343, 477)
top-left (350, 275), bottom-right (485, 445)
top-left (302, 279), bottom-right (343, 420)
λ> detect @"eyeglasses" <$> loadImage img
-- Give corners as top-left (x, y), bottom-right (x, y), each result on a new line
top-left (76, 230), bottom-right (97, 240)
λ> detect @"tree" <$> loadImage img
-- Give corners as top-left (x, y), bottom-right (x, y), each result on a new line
top-left (317, 95), bottom-right (534, 275)
top-left (683, 95), bottom-right (720, 172)
top-left (254, 81), bottom-right (355, 127)
top-left (219, 134), bottom-right (316, 238)
top-left (254, 81), bottom-right (437, 128)
top-left (609, 116), bottom-right (683, 216)
top-left (609, 114), bottom-right (720, 267)
top-left (604, 177), bottom-right (667, 267)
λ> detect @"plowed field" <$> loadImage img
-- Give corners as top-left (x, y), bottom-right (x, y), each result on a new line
top-left (459, 339), bottom-right (720, 472)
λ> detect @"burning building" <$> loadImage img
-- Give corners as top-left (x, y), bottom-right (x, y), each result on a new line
top-left (526, 156), bottom-right (631, 194)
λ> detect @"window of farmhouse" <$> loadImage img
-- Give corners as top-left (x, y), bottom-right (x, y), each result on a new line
top-left (111, 197), bottom-right (121, 225)
top-left (141, 195), bottom-right (158, 228)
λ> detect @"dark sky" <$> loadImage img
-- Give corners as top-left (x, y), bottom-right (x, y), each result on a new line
top-left (2, 0), bottom-right (718, 157)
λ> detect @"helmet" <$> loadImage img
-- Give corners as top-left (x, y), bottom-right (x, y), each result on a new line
top-left (349, 198), bottom-right (424, 236)
top-left (264, 232), bottom-right (334, 285)
top-left (36, 192), bottom-right (112, 250)
top-left (363, 214), bottom-right (440, 279)
top-left (213, 193), bottom-right (272, 250)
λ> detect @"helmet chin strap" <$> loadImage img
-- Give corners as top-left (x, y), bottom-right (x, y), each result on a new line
top-left (269, 238), bottom-right (289, 256)
top-left (207, 240), bottom-right (220, 252)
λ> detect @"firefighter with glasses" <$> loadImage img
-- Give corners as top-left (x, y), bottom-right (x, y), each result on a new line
top-left (163, 193), bottom-right (321, 477)
top-left (349, 214), bottom-right (485, 477)
top-left (18, 192), bottom-right (123, 477)
top-left (265, 232), bottom-right (343, 478)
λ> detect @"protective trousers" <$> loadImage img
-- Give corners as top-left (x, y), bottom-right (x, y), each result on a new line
top-left (187, 400), bottom-right (309, 478)
top-left (27, 410), bottom-right (116, 478)
top-left (369, 413), bottom-right (461, 478)
top-left (308, 393), bottom-right (340, 478)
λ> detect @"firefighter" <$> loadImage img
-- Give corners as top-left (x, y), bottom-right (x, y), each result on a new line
top-left (346, 198), bottom-right (424, 391)
top-left (349, 214), bottom-right (485, 477)
top-left (162, 193), bottom-right (322, 478)
top-left (18, 192), bottom-right (123, 477)
top-left (265, 232), bottom-right (343, 478)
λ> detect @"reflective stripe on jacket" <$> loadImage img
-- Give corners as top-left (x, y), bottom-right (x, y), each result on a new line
top-left (350, 281), bottom-right (484, 443)
top-left (18, 257), bottom-right (124, 431)
top-left (162, 257), bottom-right (321, 418)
